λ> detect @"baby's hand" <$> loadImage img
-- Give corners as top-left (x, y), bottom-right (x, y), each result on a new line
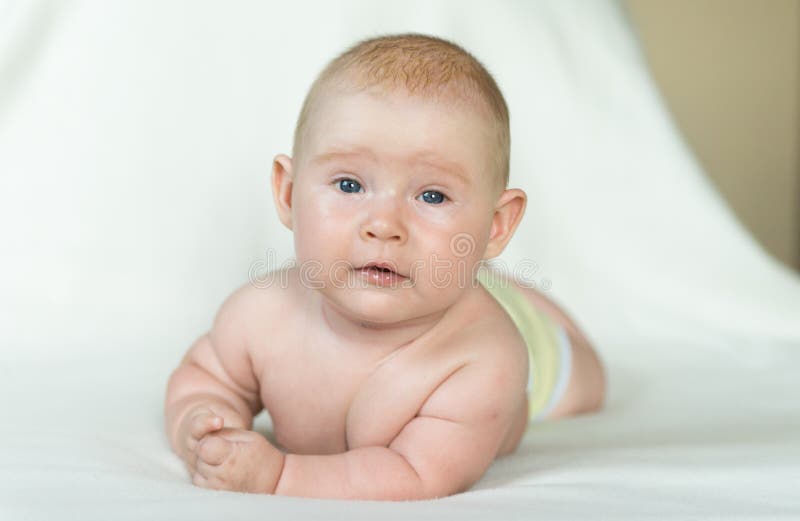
top-left (192, 428), bottom-right (285, 494)
top-left (176, 403), bottom-right (243, 476)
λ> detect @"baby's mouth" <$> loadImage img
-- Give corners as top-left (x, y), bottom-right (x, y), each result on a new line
top-left (356, 262), bottom-right (408, 285)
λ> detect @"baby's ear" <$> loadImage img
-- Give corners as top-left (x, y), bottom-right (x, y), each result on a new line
top-left (271, 154), bottom-right (294, 230)
top-left (482, 188), bottom-right (527, 260)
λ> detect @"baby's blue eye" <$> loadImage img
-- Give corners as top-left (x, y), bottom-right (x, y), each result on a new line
top-left (420, 190), bottom-right (446, 204)
top-left (338, 179), bottom-right (362, 193)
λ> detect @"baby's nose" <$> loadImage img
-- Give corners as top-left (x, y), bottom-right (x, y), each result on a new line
top-left (359, 199), bottom-right (407, 244)
top-left (361, 224), bottom-right (404, 243)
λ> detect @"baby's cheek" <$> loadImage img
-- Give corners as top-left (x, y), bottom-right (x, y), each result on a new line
top-left (294, 216), bottom-right (355, 270)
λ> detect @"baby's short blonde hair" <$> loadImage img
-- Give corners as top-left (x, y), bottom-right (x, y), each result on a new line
top-left (292, 33), bottom-right (510, 188)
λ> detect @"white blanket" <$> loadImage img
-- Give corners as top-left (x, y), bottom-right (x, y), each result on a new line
top-left (1, 0), bottom-right (798, 518)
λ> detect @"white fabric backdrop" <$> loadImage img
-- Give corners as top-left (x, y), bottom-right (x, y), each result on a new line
top-left (1, 0), bottom-right (797, 366)
top-left (1, 0), bottom-right (798, 518)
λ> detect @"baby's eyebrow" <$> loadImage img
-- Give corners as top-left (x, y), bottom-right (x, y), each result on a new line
top-left (411, 153), bottom-right (470, 184)
top-left (312, 146), bottom-right (470, 184)
top-left (310, 147), bottom-right (375, 165)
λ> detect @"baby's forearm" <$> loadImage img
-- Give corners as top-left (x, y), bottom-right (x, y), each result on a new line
top-left (273, 446), bottom-right (427, 501)
top-left (164, 362), bottom-right (255, 455)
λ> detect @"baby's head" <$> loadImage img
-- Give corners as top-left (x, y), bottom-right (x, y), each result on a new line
top-left (272, 33), bottom-right (526, 322)
top-left (291, 33), bottom-right (510, 192)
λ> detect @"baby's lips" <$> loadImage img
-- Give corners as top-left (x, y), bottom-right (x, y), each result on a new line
top-left (357, 261), bottom-right (408, 278)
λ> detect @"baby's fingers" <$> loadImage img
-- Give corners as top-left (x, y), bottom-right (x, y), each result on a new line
top-left (197, 436), bottom-right (234, 466)
top-left (190, 412), bottom-right (223, 440)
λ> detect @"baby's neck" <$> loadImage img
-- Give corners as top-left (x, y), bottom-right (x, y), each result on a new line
top-left (314, 291), bottom-right (450, 354)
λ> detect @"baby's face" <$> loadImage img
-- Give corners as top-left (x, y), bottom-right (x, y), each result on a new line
top-left (288, 88), bottom-right (502, 323)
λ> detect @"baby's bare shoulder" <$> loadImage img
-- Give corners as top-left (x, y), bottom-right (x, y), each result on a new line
top-left (466, 286), bottom-right (531, 360)
top-left (222, 266), bottom-right (303, 355)
top-left (244, 263), bottom-right (314, 310)
top-left (413, 291), bottom-right (529, 417)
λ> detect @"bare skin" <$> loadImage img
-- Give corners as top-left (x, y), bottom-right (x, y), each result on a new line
top-left (164, 88), bottom-right (606, 500)
top-left (165, 266), bottom-right (606, 499)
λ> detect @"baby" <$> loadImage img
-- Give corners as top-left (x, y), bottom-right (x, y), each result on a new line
top-left (164, 33), bottom-right (606, 500)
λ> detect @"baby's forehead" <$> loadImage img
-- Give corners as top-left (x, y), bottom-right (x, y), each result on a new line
top-left (314, 91), bottom-right (494, 145)
top-left (312, 102), bottom-right (488, 155)
top-left (301, 82), bottom-right (504, 186)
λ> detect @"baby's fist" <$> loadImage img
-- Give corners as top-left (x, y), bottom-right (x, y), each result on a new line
top-left (193, 428), bottom-right (285, 494)
top-left (173, 403), bottom-right (245, 474)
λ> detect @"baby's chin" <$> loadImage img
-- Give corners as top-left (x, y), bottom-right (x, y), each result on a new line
top-left (318, 284), bottom-right (427, 322)
top-left (319, 280), bottom-right (471, 327)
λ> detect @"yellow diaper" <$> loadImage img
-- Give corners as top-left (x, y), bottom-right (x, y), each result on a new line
top-left (475, 269), bottom-right (572, 422)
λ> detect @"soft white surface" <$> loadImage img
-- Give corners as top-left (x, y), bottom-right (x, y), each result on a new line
top-left (3, 340), bottom-right (798, 519)
top-left (1, 0), bottom-right (798, 518)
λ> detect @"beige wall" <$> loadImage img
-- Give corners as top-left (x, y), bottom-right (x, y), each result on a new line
top-left (625, 0), bottom-right (800, 273)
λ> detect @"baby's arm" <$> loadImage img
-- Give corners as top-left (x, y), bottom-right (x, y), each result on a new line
top-left (164, 286), bottom-right (264, 470)
top-left (273, 345), bottom-right (522, 500)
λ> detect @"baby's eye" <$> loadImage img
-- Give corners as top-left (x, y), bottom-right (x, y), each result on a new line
top-left (337, 178), bottom-right (362, 193)
top-left (419, 190), bottom-right (447, 204)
